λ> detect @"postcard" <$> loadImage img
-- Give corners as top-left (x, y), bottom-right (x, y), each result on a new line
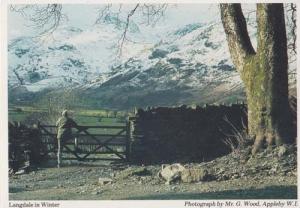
top-left (1, 0), bottom-right (298, 207)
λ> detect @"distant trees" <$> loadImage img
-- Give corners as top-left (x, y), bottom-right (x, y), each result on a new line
top-left (43, 89), bottom-right (77, 124)
top-left (220, 4), bottom-right (295, 154)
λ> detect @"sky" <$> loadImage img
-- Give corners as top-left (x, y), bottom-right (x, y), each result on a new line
top-left (8, 4), bottom-right (220, 41)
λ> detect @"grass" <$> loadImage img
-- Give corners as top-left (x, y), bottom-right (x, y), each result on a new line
top-left (72, 115), bottom-right (124, 126)
top-left (8, 106), bottom-right (129, 135)
top-left (8, 106), bottom-right (129, 160)
top-left (71, 115), bottom-right (126, 134)
top-left (9, 111), bottom-right (30, 122)
top-left (8, 105), bottom-right (130, 123)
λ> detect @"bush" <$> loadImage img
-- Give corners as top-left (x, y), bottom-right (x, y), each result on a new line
top-left (221, 115), bottom-right (252, 154)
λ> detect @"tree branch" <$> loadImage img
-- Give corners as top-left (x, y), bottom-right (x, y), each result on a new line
top-left (95, 4), bottom-right (112, 24)
top-left (10, 4), bottom-right (63, 37)
top-left (290, 3), bottom-right (296, 54)
top-left (13, 68), bottom-right (24, 85)
top-left (220, 4), bottom-right (256, 72)
top-left (117, 4), bottom-right (140, 56)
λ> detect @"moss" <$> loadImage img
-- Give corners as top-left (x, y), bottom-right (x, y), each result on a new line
top-left (222, 4), bottom-right (293, 152)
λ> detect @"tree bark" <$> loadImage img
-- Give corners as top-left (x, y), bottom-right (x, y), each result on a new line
top-left (220, 3), bottom-right (294, 154)
top-left (220, 4), bottom-right (256, 72)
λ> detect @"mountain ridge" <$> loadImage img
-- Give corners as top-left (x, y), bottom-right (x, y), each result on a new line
top-left (8, 18), bottom-right (296, 109)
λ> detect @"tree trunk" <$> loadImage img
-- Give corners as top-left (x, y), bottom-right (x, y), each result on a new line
top-left (220, 3), bottom-right (294, 154)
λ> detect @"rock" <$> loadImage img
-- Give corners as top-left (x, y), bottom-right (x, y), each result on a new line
top-left (182, 188), bottom-right (187, 192)
top-left (270, 167), bottom-right (277, 173)
top-left (9, 168), bottom-right (14, 175)
top-left (98, 178), bottom-right (113, 185)
top-left (181, 168), bottom-right (209, 183)
top-left (158, 163), bottom-right (186, 184)
top-left (92, 191), bottom-right (101, 195)
top-left (278, 145), bottom-right (287, 157)
top-left (231, 174), bottom-right (239, 179)
top-left (222, 175), bottom-right (229, 180)
top-left (15, 169), bottom-right (25, 175)
top-left (216, 168), bottom-right (225, 175)
top-left (117, 167), bottom-right (150, 179)
top-left (165, 181), bottom-right (171, 185)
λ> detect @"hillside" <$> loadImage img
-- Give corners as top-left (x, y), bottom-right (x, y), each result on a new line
top-left (8, 16), bottom-right (296, 109)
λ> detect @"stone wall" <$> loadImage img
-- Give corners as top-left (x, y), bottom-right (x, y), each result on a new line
top-left (9, 122), bottom-right (46, 173)
top-left (128, 104), bottom-right (247, 164)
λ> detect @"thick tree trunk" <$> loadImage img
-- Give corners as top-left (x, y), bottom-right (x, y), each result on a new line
top-left (220, 3), bottom-right (294, 154)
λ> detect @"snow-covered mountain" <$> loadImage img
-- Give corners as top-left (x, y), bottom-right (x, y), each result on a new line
top-left (8, 17), bottom-right (149, 92)
top-left (8, 16), bottom-right (296, 109)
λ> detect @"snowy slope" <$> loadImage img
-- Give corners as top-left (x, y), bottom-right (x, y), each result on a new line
top-left (8, 19), bottom-right (149, 92)
top-left (79, 21), bottom-right (252, 108)
top-left (8, 16), bottom-right (296, 109)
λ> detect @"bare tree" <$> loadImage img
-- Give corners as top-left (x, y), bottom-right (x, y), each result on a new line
top-left (38, 89), bottom-right (78, 125)
top-left (94, 4), bottom-right (168, 56)
top-left (10, 4), bottom-right (63, 36)
top-left (220, 4), bottom-right (295, 154)
top-left (117, 4), bottom-right (140, 56)
top-left (13, 68), bottom-right (24, 85)
top-left (287, 3), bottom-right (297, 55)
top-left (11, 4), bottom-right (167, 55)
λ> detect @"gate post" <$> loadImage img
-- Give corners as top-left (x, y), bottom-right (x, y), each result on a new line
top-left (125, 119), bottom-right (131, 161)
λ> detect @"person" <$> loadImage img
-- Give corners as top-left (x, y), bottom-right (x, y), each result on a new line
top-left (56, 110), bottom-right (78, 168)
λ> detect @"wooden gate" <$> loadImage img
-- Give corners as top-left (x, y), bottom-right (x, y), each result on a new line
top-left (38, 122), bottom-right (130, 161)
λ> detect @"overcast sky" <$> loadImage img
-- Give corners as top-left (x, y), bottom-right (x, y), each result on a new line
top-left (8, 4), bottom-right (220, 40)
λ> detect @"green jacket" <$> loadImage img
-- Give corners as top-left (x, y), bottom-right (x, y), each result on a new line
top-left (56, 116), bottom-right (78, 140)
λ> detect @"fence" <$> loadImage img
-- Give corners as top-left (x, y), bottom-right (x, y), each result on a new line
top-left (38, 122), bottom-right (130, 161)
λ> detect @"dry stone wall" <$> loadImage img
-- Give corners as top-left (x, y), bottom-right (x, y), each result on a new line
top-left (129, 104), bottom-right (247, 164)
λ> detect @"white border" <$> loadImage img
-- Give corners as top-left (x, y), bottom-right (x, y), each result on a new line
top-left (2, 0), bottom-right (300, 4)
top-left (1, 0), bottom-right (299, 208)
top-left (1, 0), bottom-right (9, 208)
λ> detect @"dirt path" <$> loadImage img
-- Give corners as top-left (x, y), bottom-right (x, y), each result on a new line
top-left (9, 160), bottom-right (297, 200)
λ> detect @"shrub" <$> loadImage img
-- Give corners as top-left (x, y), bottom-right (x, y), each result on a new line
top-left (221, 115), bottom-right (252, 154)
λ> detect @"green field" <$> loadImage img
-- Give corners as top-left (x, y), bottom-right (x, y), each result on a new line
top-left (9, 110), bottom-right (31, 122)
top-left (8, 106), bottom-right (131, 148)
top-left (8, 106), bottom-right (132, 133)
